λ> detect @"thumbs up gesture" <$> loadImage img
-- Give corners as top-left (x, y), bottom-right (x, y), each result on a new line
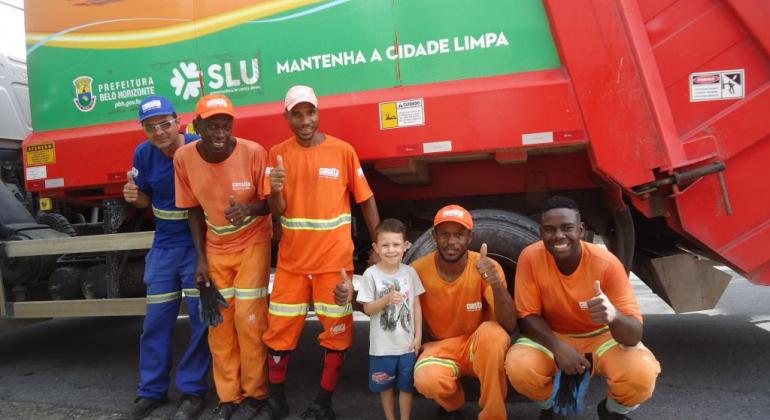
top-left (386, 283), bottom-right (403, 305)
top-left (123, 171), bottom-right (139, 203)
top-left (334, 269), bottom-right (354, 306)
top-left (270, 155), bottom-right (286, 192)
top-left (224, 195), bottom-right (248, 226)
top-left (586, 280), bottom-right (617, 324)
top-left (475, 243), bottom-right (500, 286)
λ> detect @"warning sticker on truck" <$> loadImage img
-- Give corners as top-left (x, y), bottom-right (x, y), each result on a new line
top-left (690, 69), bottom-right (744, 102)
top-left (379, 98), bottom-right (425, 130)
top-left (25, 143), bottom-right (56, 165)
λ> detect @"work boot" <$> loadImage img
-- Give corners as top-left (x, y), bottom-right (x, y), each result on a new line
top-left (130, 396), bottom-right (166, 420)
top-left (231, 397), bottom-right (267, 420)
top-left (539, 407), bottom-right (557, 420)
top-left (597, 399), bottom-right (633, 420)
top-left (300, 402), bottom-right (336, 420)
top-left (255, 398), bottom-right (290, 420)
top-left (211, 402), bottom-right (239, 420)
top-left (172, 394), bottom-right (205, 420)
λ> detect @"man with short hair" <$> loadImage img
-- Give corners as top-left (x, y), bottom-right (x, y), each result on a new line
top-left (410, 205), bottom-right (516, 420)
top-left (125, 95), bottom-right (210, 420)
top-left (505, 196), bottom-right (661, 420)
top-left (174, 93), bottom-right (272, 420)
top-left (260, 85), bottom-right (380, 420)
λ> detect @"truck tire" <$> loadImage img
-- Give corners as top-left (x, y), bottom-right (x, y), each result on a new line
top-left (36, 212), bottom-right (77, 237)
top-left (403, 209), bottom-right (540, 293)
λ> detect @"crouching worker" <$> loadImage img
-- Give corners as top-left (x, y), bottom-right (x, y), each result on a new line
top-left (505, 196), bottom-right (661, 419)
top-left (410, 205), bottom-right (516, 420)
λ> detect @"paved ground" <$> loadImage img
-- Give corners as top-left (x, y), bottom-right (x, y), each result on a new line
top-left (1, 270), bottom-right (769, 419)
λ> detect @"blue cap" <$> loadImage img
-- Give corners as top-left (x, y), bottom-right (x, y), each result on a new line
top-left (138, 96), bottom-right (176, 122)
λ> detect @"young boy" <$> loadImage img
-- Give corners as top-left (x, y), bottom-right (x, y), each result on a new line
top-left (357, 218), bottom-right (425, 420)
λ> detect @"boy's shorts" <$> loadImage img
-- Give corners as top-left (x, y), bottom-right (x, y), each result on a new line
top-left (368, 352), bottom-right (417, 393)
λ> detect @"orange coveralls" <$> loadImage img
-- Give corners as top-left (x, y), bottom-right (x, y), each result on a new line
top-left (505, 241), bottom-right (661, 414)
top-left (174, 138), bottom-right (272, 403)
top-left (411, 251), bottom-right (511, 420)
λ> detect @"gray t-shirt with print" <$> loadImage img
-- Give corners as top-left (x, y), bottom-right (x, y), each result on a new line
top-left (357, 263), bottom-right (426, 356)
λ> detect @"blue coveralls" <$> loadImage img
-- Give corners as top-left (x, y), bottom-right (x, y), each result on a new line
top-left (133, 134), bottom-right (211, 399)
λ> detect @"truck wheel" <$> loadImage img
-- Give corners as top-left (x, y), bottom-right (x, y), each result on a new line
top-left (403, 209), bottom-right (540, 293)
top-left (36, 212), bottom-right (77, 237)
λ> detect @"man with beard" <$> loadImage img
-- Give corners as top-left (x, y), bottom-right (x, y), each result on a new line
top-left (504, 196), bottom-right (660, 420)
top-left (410, 205), bottom-right (516, 420)
top-left (174, 94), bottom-right (272, 420)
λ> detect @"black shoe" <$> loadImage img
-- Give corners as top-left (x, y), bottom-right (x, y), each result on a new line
top-left (255, 398), bottom-right (290, 420)
top-left (539, 407), bottom-right (557, 420)
top-left (211, 402), bottom-right (239, 420)
top-left (598, 399), bottom-right (633, 420)
top-left (231, 397), bottom-right (268, 420)
top-left (435, 406), bottom-right (464, 420)
top-left (172, 394), bottom-right (205, 420)
top-left (300, 402), bottom-right (336, 420)
top-left (130, 396), bottom-right (166, 420)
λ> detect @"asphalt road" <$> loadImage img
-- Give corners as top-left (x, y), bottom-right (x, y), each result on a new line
top-left (1, 270), bottom-right (769, 419)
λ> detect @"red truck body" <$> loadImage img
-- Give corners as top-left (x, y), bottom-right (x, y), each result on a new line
top-left (22, 0), bottom-right (770, 290)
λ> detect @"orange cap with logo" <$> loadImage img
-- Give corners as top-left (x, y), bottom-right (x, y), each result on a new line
top-left (433, 204), bottom-right (473, 230)
top-left (195, 94), bottom-right (236, 119)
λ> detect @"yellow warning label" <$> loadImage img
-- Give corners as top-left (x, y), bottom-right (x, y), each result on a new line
top-left (379, 102), bottom-right (399, 129)
top-left (26, 143), bottom-right (56, 166)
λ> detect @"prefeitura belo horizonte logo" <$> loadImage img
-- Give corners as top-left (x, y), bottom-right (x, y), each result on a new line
top-left (73, 76), bottom-right (96, 112)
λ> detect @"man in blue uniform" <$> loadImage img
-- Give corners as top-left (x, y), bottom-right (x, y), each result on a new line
top-left (124, 96), bottom-right (211, 420)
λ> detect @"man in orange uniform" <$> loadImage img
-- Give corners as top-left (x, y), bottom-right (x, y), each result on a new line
top-left (259, 85), bottom-right (380, 420)
top-left (411, 205), bottom-right (517, 420)
top-left (174, 94), bottom-right (272, 420)
top-left (505, 196), bottom-right (661, 420)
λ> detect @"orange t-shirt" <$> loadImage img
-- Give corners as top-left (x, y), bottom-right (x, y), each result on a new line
top-left (411, 251), bottom-right (505, 341)
top-left (173, 138), bottom-right (272, 254)
top-left (263, 135), bottom-right (373, 274)
top-left (515, 241), bottom-right (642, 335)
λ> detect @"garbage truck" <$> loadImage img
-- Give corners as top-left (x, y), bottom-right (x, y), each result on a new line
top-left (3, 0), bottom-right (769, 317)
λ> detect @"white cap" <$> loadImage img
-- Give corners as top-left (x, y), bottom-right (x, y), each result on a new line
top-left (284, 85), bottom-right (318, 111)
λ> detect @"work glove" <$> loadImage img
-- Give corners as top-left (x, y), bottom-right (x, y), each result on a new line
top-left (197, 283), bottom-right (229, 327)
top-left (551, 353), bottom-right (592, 415)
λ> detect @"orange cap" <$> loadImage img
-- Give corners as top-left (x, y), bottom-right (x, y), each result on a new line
top-left (433, 205), bottom-right (473, 230)
top-left (195, 94), bottom-right (235, 119)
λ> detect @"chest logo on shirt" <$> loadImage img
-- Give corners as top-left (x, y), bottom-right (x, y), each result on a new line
top-left (231, 181), bottom-right (252, 191)
top-left (466, 301), bottom-right (482, 312)
top-left (130, 167), bottom-right (139, 178)
top-left (319, 167), bottom-right (340, 179)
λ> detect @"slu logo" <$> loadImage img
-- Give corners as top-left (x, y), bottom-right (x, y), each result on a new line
top-left (72, 76), bottom-right (96, 112)
top-left (170, 58), bottom-right (261, 100)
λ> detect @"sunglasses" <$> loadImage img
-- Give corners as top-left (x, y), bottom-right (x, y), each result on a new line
top-left (142, 119), bottom-right (176, 133)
